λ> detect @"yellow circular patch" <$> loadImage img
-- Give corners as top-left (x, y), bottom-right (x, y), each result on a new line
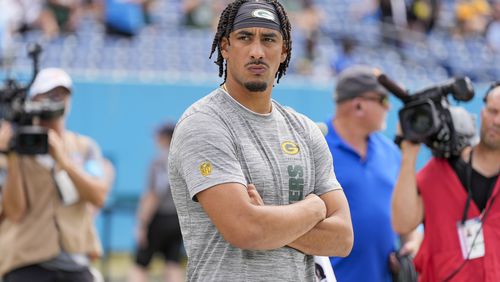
top-left (199, 162), bottom-right (212, 176)
top-left (281, 141), bottom-right (300, 155)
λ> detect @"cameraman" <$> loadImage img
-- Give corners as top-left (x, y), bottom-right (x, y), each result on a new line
top-left (392, 85), bottom-right (500, 281)
top-left (0, 68), bottom-right (113, 282)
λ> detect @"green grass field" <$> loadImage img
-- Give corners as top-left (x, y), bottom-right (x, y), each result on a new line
top-left (93, 252), bottom-right (187, 282)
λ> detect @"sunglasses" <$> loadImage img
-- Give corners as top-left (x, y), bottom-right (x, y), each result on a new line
top-left (358, 95), bottom-right (390, 107)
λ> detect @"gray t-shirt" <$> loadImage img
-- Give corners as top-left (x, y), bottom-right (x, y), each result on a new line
top-left (148, 152), bottom-right (177, 215)
top-left (169, 88), bottom-right (341, 281)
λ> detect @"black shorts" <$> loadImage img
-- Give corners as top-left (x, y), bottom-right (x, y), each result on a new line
top-left (135, 213), bottom-right (183, 267)
top-left (4, 264), bottom-right (93, 282)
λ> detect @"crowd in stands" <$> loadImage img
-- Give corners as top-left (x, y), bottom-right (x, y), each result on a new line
top-left (0, 0), bottom-right (499, 86)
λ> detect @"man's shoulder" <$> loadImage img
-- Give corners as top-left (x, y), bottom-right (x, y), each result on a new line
top-left (64, 131), bottom-right (101, 157)
top-left (371, 132), bottom-right (399, 151)
top-left (275, 102), bottom-right (309, 121)
top-left (177, 89), bottom-right (227, 125)
top-left (274, 102), bottom-right (319, 133)
top-left (422, 157), bottom-right (448, 170)
top-left (151, 155), bottom-right (166, 167)
top-left (417, 157), bottom-right (451, 183)
top-left (171, 90), bottom-right (234, 154)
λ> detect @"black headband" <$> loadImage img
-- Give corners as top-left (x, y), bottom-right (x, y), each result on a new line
top-left (232, 1), bottom-right (282, 33)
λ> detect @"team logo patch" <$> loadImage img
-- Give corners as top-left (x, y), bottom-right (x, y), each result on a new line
top-left (199, 162), bottom-right (212, 176)
top-left (252, 9), bottom-right (275, 21)
top-left (281, 141), bottom-right (300, 155)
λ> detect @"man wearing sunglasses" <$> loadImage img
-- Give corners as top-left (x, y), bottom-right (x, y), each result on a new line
top-left (323, 65), bottom-right (419, 282)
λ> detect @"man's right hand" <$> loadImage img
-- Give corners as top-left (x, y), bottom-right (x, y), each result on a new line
top-left (305, 193), bottom-right (327, 221)
top-left (397, 123), bottom-right (421, 162)
top-left (400, 139), bottom-right (421, 161)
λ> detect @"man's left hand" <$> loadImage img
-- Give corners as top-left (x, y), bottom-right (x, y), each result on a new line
top-left (399, 241), bottom-right (419, 258)
top-left (247, 184), bottom-right (264, 206)
top-left (48, 130), bottom-right (69, 168)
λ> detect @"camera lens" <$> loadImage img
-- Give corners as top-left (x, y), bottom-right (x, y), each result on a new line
top-left (409, 109), bottom-right (433, 134)
top-left (399, 101), bottom-right (440, 143)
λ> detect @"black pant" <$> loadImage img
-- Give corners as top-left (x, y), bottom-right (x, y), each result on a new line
top-left (3, 264), bottom-right (93, 282)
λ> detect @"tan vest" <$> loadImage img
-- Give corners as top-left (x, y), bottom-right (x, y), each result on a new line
top-left (0, 131), bottom-right (102, 276)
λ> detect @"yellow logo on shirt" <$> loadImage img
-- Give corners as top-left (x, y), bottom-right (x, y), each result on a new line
top-left (199, 162), bottom-right (212, 176)
top-left (281, 141), bottom-right (300, 155)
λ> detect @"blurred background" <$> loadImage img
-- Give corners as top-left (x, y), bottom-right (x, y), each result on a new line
top-left (0, 0), bottom-right (498, 281)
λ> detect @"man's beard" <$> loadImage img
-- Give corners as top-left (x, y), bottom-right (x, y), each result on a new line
top-left (480, 127), bottom-right (500, 150)
top-left (244, 81), bottom-right (268, 92)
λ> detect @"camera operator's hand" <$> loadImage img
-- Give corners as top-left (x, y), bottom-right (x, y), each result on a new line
top-left (0, 121), bottom-right (13, 152)
top-left (396, 123), bottom-right (421, 161)
top-left (48, 130), bottom-right (69, 168)
top-left (400, 140), bottom-right (421, 160)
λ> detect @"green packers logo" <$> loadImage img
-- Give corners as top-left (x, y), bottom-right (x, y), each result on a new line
top-left (252, 9), bottom-right (275, 21)
top-left (281, 141), bottom-right (300, 155)
top-left (199, 162), bottom-right (212, 176)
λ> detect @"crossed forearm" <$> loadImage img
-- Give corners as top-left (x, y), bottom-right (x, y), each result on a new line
top-left (287, 214), bottom-right (353, 257)
top-left (218, 195), bottom-right (327, 250)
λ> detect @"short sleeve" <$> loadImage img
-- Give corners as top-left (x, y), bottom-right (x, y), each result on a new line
top-left (170, 113), bottom-right (247, 200)
top-left (307, 120), bottom-right (342, 195)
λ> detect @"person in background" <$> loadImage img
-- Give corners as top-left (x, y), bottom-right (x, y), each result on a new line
top-left (129, 122), bottom-right (184, 282)
top-left (324, 65), bottom-right (421, 282)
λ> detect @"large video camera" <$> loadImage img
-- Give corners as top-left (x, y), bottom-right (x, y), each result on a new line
top-left (0, 44), bottom-right (65, 155)
top-left (378, 74), bottom-right (477, 158)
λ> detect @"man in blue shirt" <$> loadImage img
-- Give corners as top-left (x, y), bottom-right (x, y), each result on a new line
top-left (324, 66), bottom-right (419, 281)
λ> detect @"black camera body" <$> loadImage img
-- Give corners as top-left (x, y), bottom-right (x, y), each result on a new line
top-left (378, 75), bottom-right (476, 158)
top-left (0, 44), bottom-right (65, 155)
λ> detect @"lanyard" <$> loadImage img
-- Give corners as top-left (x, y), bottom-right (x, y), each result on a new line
top-left (461, 149), bottom-right (497, 224)
top-left (461, 150), bottom-right (474, 224)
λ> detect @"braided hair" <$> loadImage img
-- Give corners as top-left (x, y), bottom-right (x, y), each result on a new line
top-left (209, 0), bottom-right (292, 84)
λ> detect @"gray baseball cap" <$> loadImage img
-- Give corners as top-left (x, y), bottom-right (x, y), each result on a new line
top-left (334, 65), bottom-right (388, 103)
